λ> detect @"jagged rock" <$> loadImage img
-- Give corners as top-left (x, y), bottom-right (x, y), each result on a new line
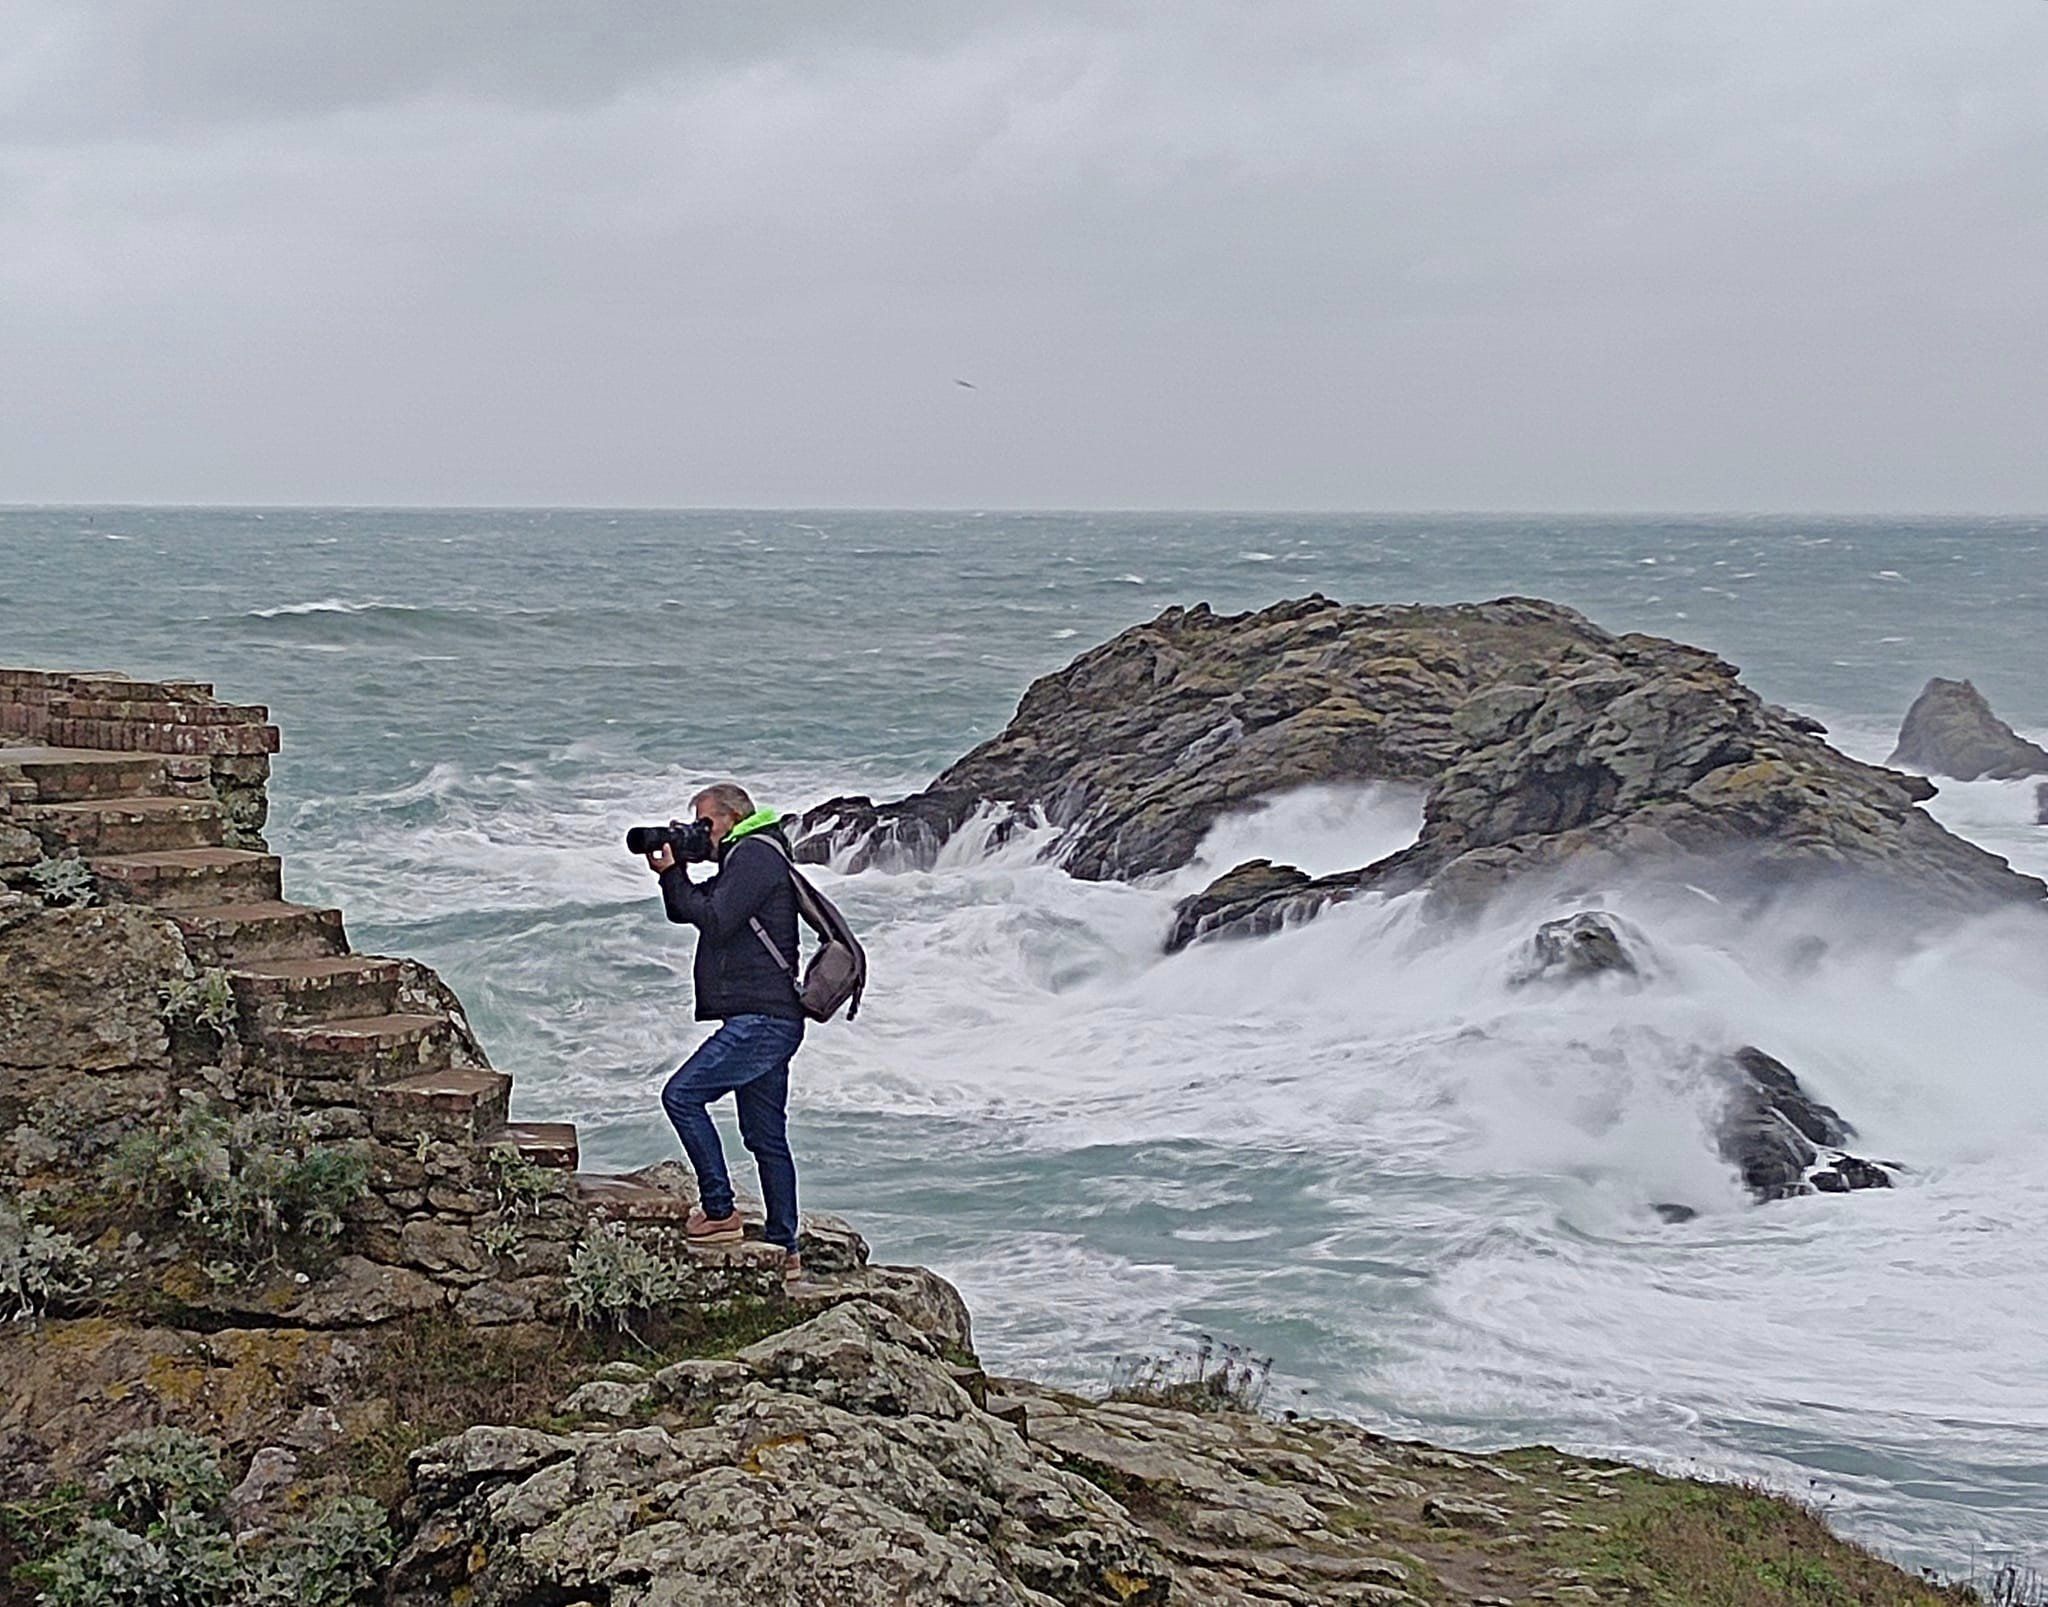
top-left (1718, 1047), bottom-right (1894, 1203)
top-left (1165, 859), bottom-right (1313, 952)
top-left (799, 596), bottom-right (1615, 881)
top-left (1810, 1155), bottom-right (1895, 1193)
top-left (225, 1444), bottom-right (299, 1535)
top-left (1510, 911), bottom-right (1645, 984)
top-left (1421, 1493), bottom-right (1511, 1530)
top-left (391, 1303), bottom-right (1171, 1607)
top-left (1888, 678), bottom-right (2048, 781)
top-left (652, 1358), bottom-right (750, 1406)
top-left (558, 1377), bottom-right (658, 1419)
top-left (1374, 658), bottom-right (2034, 919)
top-left (788, 1264), bottom-right (975, 1357)
top-left (0, 1320), bottom-right (366, 1491)
top-left (733, 1300), bottom-right (969, 1419)
top-left (812, 597), bottom-right (2045, 946)
top-left (0, 900), bottom-right (182, 1072)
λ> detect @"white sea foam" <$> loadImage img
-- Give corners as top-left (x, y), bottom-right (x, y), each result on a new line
top-left (247, 596), bottom-right (414, 617)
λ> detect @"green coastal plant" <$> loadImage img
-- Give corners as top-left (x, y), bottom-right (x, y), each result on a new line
top-left (28, 1428), bottom-right (390, 1607)
top-left (159, 968), bottom-right (238, 1040)
top-left (108, 1096), bottom-right (368, 1280)
top-left (563, 1223), bottom-right (683, 1339)
top-left (26, 855), bottom-right (95, 909)
top-left (477, 1218), bottom-right (524, 1263)
top-left (0, 1201), bottom-right (97, 1321)
top-left (99, 1427), bottom-right (230, 1522)
top-left (484, 1143), bottom-right (551, 1216)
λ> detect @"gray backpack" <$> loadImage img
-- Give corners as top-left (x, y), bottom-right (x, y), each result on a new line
top-left (748, 842), bottom-right (868, 1022)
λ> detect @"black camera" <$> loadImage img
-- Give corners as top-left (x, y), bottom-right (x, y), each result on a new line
top-left (625, 818), bottom-right (717, 862)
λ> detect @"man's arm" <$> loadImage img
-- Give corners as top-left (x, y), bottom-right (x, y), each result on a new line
top-left (658, 840), bottom-right (783, 940)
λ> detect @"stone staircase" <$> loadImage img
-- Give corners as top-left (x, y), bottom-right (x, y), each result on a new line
top-left (0, 670), bottom-right (893, 1307)
top-left (4, 741), bottom-right (580, 1178)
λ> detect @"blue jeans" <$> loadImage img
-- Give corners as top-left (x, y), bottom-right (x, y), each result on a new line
top-left (660, 1014), bottom-right (804, 1253)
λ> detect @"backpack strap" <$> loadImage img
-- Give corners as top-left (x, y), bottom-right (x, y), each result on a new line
top-left (749, 916), bottom-right (795, 976)
top-left (746, 833), bottom-right (834, 937)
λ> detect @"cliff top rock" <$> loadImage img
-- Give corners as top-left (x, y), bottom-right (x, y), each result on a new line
top-left (1888, 676), bottom-right (2048, 781)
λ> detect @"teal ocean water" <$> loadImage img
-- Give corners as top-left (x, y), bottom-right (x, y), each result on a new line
top-left (4, 507), bottom-right (2045, 1572)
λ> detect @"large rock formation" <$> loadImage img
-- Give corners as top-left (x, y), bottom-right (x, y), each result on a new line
top-left (1888, 677), bottom-right (2048, 781)
top-left (795, 597), bottom-right (2044, 944)
top-left (800, 596), bottom-right (1618, 880)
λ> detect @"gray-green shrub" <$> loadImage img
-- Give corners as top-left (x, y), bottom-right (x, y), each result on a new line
top-left (159, 968), bottom-right (238, 1040)
top-left (109, 1096), bottom-right (368, 1279)
top-left (564, 1223), bottom-right (683, 1337)
top-left (32, 1429), bottom-right (391, 1607)
top-left (26, 856), bottom-right (95, 908)
top-left (0, 1200), bottom-right (97, 1321)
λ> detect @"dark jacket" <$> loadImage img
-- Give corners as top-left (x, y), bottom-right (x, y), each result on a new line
top-left (658, 822), bottom-right (804, 1022)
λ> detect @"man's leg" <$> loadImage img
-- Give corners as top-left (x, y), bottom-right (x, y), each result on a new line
top-left (734, 1020), bottom-right (804, 1254)
top-left (660, 1022), bottom-right (757, 1221)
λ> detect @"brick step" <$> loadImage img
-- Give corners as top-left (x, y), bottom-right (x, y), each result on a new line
top-left (372, 1068), bottom-right (514, 1143)
top-left (0, 746), bottom-right (169, 801)
top-left (487, 1122), bottom-right (579, 1170)
top-left (19, 795), bottom-right (226, 855)
top-left (0, 671), bottom-right (216, 702)
top-left (229, 954), bottom-right (403, 1026)
top-left (172, 900), bottom-right (349, 965)
top-left (34, 695), bottom-right (268, 726)
top-left (268, 1012), bottom-right (452, 1087)
top-left (574, 1173), bottom-right (695, 1223)
top-left (42, 717), bottom-right (278, 756)
top-left (90, 847), bottom-right (281, 911)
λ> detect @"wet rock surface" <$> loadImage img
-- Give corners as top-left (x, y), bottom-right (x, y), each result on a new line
top-left (1505, 911), bottom-right (1900, 1206)
top-left (1888, 677), bottom-right (2048, 781)
top-left (1718, 1046), bottom-right (1896, 1203)
top-left (1163, 858), bottom-right (1314, 952)
top-left (1509, 910), bottom-right (1646, 985)
top-left (800, 595), bottom-right (1619, 881)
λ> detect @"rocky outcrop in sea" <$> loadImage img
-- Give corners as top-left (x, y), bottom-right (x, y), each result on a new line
top-left (1888, 676), bottom-right (2048, 781)
top-left (796, 597), bottom-right (2046, 950)
top-left (1509, 910), bottom-right (1898, 1204)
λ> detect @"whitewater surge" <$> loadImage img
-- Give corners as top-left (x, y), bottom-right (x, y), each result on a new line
top-left (297, 755), bottom-right (2048, 1567)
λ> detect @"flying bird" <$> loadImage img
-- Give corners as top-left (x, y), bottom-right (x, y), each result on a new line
top-left (954, 378), bottom-right (978, 390)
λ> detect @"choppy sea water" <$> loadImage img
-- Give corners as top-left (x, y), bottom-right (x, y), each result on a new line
top-left (3, 507), bottom-right (2045, 1573)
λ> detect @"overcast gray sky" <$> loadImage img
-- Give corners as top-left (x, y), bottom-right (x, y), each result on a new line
top-left (3, 1), bottom-right (2044, 510)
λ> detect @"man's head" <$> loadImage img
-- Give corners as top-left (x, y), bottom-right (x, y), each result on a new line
top-left (690, 782), bottom-right (755, 844)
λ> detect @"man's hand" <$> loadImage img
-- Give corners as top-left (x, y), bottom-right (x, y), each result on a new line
top-left (646, 844), bottom-right (678, 876)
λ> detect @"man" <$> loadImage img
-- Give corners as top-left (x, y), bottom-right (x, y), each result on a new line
top-left (644, 781), bottom-right (807, 1282)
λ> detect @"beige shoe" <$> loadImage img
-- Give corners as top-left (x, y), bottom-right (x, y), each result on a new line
top-left (782, 1251), bottom-right (805, 1284)
top-left (685, 1207), bottom-right (744, 1245)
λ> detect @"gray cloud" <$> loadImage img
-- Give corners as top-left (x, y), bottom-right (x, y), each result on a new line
top-left (2, 0), bottom-right (2044, 508)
